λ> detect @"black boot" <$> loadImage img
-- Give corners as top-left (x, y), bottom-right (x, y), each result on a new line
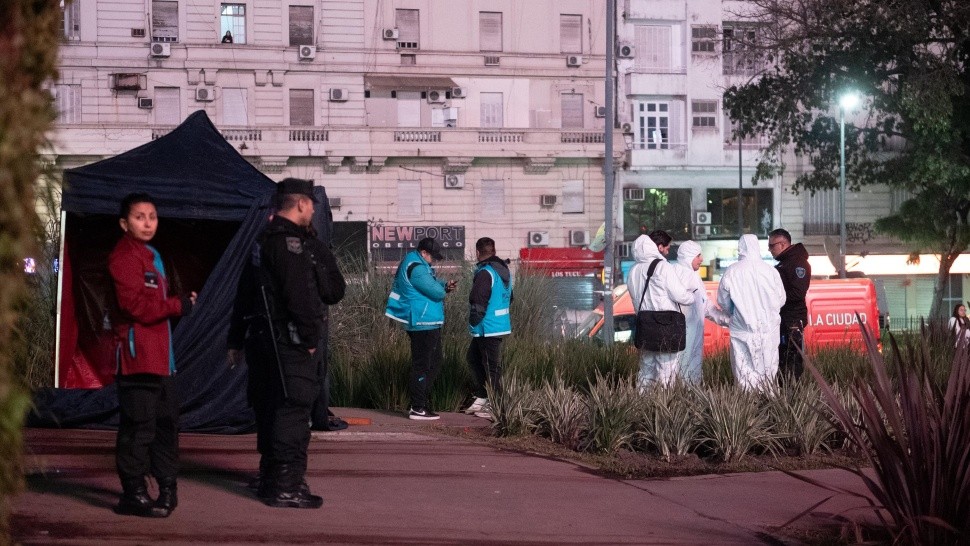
top-left (155, 476), bottom-right (177, 514)
top-left (263, 464), bottom-right (322, 509)
top-left (116, 477), bottom-right (169, 518)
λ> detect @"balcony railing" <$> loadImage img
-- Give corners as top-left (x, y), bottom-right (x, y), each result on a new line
top-left (479, 131), bottom-right (524, 143)
top-left (394, 130), bottom-right (441, 142)
top-left (222, 129), bottom-right (262, 141)
top-left (561, 132), bottom-right (605, 144)
top-left (289, 129), bottom-right (328, 142)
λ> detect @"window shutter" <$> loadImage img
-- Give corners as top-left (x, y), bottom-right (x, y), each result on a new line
top-left (154, 87), bottom-right (180, 125)
top-left (480, 92), bottom-right (503, 128)
top-left (481, 180), bottom-right (505, 216)
top-left (479, 12), bottom-right (502, 52)
top-left (62, 0), bottom-right (80, 40)
top-left (635, 25), bottom-right (671, 70)
top-left (396, 9), bottom-right (419, 44)
top-left (562, 180), bottom-right (584, 213)
top-left (151, 0), bottom-right (178, 41)
top-left (396, 91), bottom-right (421, 127)
top-left (397, 180), bottom-right (422, 217)
top-left (560, 14), bottom-right (582, 53)
top-left (561, 93), bottom-right (584, 129)
top-left (289, 6), bottom-right (313, 46)
top-left (289, 89), bottom-right (314, 126)
top-left (669, 99), bottom-right (683, 145)
top-left (223, 88), bottom-right (248, 126)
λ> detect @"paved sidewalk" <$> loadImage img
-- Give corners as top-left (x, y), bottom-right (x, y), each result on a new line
top-left (13, 408), bottom-right (874, 545)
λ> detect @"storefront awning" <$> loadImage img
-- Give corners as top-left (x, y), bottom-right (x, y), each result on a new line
top-left (519, 247), bottom-right (606, 277)
top-left (364, 75), bottom-right (458, 90)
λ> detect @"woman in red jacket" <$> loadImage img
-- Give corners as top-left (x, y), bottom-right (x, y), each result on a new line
top-left (109, 193), bottom-right (196, 518)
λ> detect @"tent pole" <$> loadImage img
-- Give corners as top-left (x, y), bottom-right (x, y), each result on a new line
top-left (53, 210), bottom-right (67, 388)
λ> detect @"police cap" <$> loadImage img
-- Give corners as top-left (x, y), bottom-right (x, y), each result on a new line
top-left (277, 178), bottom-right (319, 203)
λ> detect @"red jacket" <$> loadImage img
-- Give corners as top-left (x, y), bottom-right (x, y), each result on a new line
top-left (108, 235), bottom-right (188, 377)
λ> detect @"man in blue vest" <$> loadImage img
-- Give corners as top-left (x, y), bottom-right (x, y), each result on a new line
top-left (463, 237), bottom-right (513, 420)
top-left (385, 237), bottom-right (456, 420)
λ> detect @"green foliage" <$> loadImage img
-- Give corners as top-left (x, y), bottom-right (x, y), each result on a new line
top-left (485, 371), bottom-right (538, 437)
top-left (533, 375), bottom-right (587, 451)
top-left (635, 383), bottom-right (701, 461)
top-left (695, 385), bottom-right (779, 463)
top-left (582, 373), bottom-right (640, 454)
top-left (723, 0), bottom-right (970, 316)
top-left (763, 381), bottom-right (836, 456)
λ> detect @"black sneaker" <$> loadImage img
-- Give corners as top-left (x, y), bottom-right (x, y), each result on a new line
top-left (408, 407), bottom-right (440, 421)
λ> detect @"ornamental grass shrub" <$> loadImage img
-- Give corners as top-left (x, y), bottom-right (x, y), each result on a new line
top-left (762, 380), bottom-right (836, 456)
top-left (695, 384), bottom-right (779, 463)
top-left (583, 373), bottom-right (640, 454)
top-left (802, 324), bottom-right (970, 544)
top-left (635, 383), bottom-right (700, 461)
top-left (533, 375), bottom-right (587, 451)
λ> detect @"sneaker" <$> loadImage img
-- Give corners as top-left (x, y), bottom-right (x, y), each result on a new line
top-left (408, 407), bottom-right (440, 421)
top-left (473, 402), bottom-right (493, 421)
top-left (463, 397), bottom-right (488, 414)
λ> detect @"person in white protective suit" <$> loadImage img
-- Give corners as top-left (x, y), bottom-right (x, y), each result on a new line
top-left (671, 240), bottom-right (729, 383)
top-left (717, 234), bottom-right (787, 390)
top-left (627, 232), bottom-right (694, 388)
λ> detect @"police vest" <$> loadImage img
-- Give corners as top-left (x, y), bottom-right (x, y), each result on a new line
top-left (385, 251), bottom-right (444, 330)
top-left (469, 264), bottom-right (512, 337)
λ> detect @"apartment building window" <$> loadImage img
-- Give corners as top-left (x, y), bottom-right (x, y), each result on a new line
top-left (691, 26), bottom-right (716, 53)
top-left (636, 101), bottom-right (670, 149)
top-left (221, 4), bottom-right (246, 44)
top-left (623, 188), bottom-right (692, 240)
top-left (396, 9), bottom-right (419, 49)
top-left (52, 84), bottom-right (81, 124)
top-left (691, 100), bottom-right (717, 129)
top-left (481, 180), bottom-right (506, 216)
top-left (723, 115), bottom-right (763, 147)
top-left (62, 0), bottom-right (80, 41)
top-left (397, 180), bottom-right (422, 217)
top-left (803, 189), bottom-right (839, 235)
top-left (223, 88), bottom-right (248, 126)
top-left (707, 188), bottom-right (773, 236)
top-left (563, 180), bottom-right (585, 214)
top-left (154, 87), bottom-right (180, 125)
top-left (397, 91), bottom-right (421, 127)
top-left (560, 14), bottom-right (582, 53)
top-left (152, 0), bottom-right (178, 42)
top-left (481, 92), bottom-right (504, 128)
top-left (723, 24), bottom-right (761, 76)
top-left (289, 6), bottom-right (313, 46)
top-left (479, 12), bottom-right (502, 52)
top-left (561, 93), bottom-right (584, 129)
top-left (289, 89), bottom-right (314, 126)
top-left (635, 25), bottom-right (671, 71)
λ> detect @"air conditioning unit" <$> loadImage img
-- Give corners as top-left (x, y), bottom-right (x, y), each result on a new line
top-left (569, 230), bottom-right (590, 247)
top-left (328, 197), bottom-right (342, 209)
top-left (383, 28), bottom-right (399, 40)
top-left (427, 90), bottom-right (445, 104)
top-left (150, 42), bottom-right (170, 58)
top-left (623, 188), bottom-right (645, 201)
top-left (528, 231), bottom-right (550, 247)
top-left (195, 87), bottom-right (215, 102)
top-left (540, 194), bottom-right (557, 207)
top-left (694, 211), bottom-right (712, 225)
top-left (566, 55), bottom-right (583, 67)
top-left (329, 88), bottom-right (348, 102)
top-left (443, 174), bottom-right (464, 189)
top-left (451, 87), bottom-right (466, 99)
top-left (298, 45), bottom-right (316, 60)
top-left (621, 122), bottom-right (633, 133)
top-left (617, 242), bottom-right (633, 258)
top-left (694, 225), bottom-right (712, 238)
top-left (594, 106), bottom-right (606, 118)
top-left (137, 97), bottom-right (154, 109)
top-left (484, 55), bottom-right (500, 66)
top-left (616, 43), bottom-right (635, 58)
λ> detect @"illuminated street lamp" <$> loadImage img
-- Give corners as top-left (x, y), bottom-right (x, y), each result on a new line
top-left (838, 92), bottom-right (860, 279)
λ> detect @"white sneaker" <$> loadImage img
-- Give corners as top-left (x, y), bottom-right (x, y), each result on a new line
top-left (464, 397), bottom-right (487, 414)
top-left (473, 402), bottom-right (493, 420)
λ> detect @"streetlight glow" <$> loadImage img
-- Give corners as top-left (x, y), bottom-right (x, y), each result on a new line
top-left (839, 92), bottom-right (860, 110)
top-left (837, 91), bottom-right (861, 279)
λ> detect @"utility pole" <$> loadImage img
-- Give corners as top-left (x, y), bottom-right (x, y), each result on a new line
top-left (603, 0), bottom-right (616, 345)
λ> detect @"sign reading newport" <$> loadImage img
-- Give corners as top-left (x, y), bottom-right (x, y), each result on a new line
top-left (370, 225), bottom-right (465, 262)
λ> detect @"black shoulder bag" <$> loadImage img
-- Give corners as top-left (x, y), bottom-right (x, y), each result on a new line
top-left (634, 259), bottom-right (687, 353)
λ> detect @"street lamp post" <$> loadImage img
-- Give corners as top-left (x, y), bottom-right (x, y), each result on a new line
top-left (838, 92), bottom-right (859, 280)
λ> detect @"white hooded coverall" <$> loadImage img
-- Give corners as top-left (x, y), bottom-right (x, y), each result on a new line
top-left (671, 240), bottom-right (716, 383)
top-left (716, 234), bottom-right (787, 390)
top-left (627, 235), bottom-right (694, 388)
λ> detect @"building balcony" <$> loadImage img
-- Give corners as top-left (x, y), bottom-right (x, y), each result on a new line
top-left (47, 124), bottom-right (615, 164)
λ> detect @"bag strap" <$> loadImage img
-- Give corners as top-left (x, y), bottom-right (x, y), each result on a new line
top-left (638, 258), bottom-right (662, 312)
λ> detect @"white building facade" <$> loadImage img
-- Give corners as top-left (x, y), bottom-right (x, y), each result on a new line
top-left (50, 0), bottom-right (610, 273)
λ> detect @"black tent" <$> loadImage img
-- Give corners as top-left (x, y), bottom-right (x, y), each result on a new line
top-left (31, 110), bottom-right (304, 433)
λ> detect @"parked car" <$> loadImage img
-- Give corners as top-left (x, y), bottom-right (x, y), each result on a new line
top-left (577, 278), bottom-right (881, 355)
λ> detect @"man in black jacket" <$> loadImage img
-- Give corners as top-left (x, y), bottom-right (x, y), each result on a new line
top-left (768, 228), bottom-right (811, 380)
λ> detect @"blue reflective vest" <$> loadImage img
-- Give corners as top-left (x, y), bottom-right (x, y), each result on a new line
top-left (469, 264), bottom-right (512, 337)
top-left (385, 251), bottom-right (445, 331)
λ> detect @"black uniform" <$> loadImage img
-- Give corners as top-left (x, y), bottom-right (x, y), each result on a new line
top-left (228, 214), bottom-right (343, 505)
top-left (774, 242), bottom-right (811, 380)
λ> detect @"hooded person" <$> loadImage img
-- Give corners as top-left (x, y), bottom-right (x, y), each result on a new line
top-left (716, 234), bottom-right (787, 390)
top-left (627, 232), bottom-right (694, 388)
top-left (670, 240), bottom-right (721, 383)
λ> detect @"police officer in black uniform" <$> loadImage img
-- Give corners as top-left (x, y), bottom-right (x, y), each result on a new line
top-left (768, 228), bottom-right (811, 381)
top-left (228, 178), bottom-right (344, 508)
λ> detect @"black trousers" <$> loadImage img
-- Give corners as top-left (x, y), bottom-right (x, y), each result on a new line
top-left (116, 374), bottom-right (179, 483)
top-left (407, 329), bottom-right (442, 409)
top-left (467, 336), bottom-right (504, 399)
top-left (779, 326), bottom-right (805, 381)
